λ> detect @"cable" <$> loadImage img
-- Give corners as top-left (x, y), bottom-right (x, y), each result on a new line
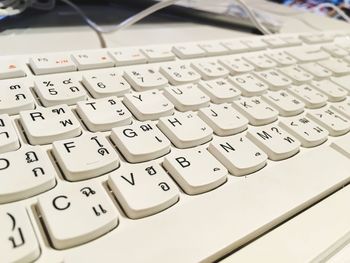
top-left (312, 2), bottom-right (350, 23)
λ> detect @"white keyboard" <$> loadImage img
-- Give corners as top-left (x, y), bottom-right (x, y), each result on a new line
top-left (1, 30), bottom-right (350, 263)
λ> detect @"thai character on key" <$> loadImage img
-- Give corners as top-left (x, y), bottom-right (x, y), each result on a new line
top-left (158, 182), bottom-right (170, 191)
top-left (80, 187), bottom-right (96, 197)
top-left (0, 131), bottom-right (9, 138)
top-left (9, 84), bottom-right (21, 90)
top-left (15, 94), bottom-right (26, 101)
top-left (69, 86), bottom-right (79, 93)
top-left (7, 213), bottom-right (25, 248)
top-left (25, 151), bottom-right (38, 163)
top-left (97, 148), bottom-right (109, 156)
top-left (32, 167), bottom-right (45, 177)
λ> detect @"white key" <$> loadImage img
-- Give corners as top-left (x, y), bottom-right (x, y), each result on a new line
top-left (331, 75), bottom-right (350, 94)
top-left (160, 63), bottom-right (201, 85)
top-left (318, 58), bottom-right (350, 76)
top-left (163, 84), bottom-right (210, 112)
top-left (1, 206), bottom-right (40, 263)
top-left (34, 76), bottom-right (87, 106)
top-left (198, 103), bottom-right (248, 136)
top-left (108, 162), bottom-right (179, 219)
top-left (299, 62), bottom-right (332, 79)
top-left (197, 78), bottom-right (241, 103)
top-left (263, 37), bottom-right (289, 48)
top-left (0, 60), bottom-right (26, 79)
top-left (311, 79), bottom-right (347, 102)
top-left (279, 65), bottom-right (313, 84)
top-left (266, 51), bottom-right (297, 66)
top-left (29, 54), bottom-right (77, 75)
top-left (219, 56), bottom-right (254, 74)
top-left (0, 114), bottom-right (19, 154)
top-left (0, 146), bottom-right (56, 203)
top-left (158, 112), bottom-right (213, 148)
top-left (221, 40), bottom-right (249, 53)
top-left (262, 90), bottom-right (304, 117)
top-left (198, 42), bottom-right (229, 55)
top-left (280, 35), bottom-right (302, 46)
top-left (172, 44), bottom-right (206, 59)
top-left (232, 97), bottom-right (278, 126)
top-left (331, 100), bottom-right (350, 119)
top-left (254, 69), bottom-right (292, 90)
top-left (279, 115), bottom-right (328, 147)
top-left (123, 90), bottom-right (174, 121)
top-left (307, 108), bottom-right (350, 136)
top-left (52, 133), bottom-right (120, 181)
top-left (82, 70), bottom-right (131, 98)
top-left (20, 105), bottom-right (81, 145)
top-left (140, 46), bottom-right (175, 62)
top-left (247, 124), bottom-right (300, 161)
top-left (208, 135), bottom-right (267, 176)
top-left (289, 84), bottom-right (328, 109)
top-left (109, 48), bottom-right (147, 66)
top-left (71, 51), bottom-right (114, 70)
top-left (331, 133), bottom-right (350, 159)
top-left (111, 121), bottom-right (170, 163)
top-left (244, 54), bottom-right (277, 70)
top-left (163, 147), bottom-right (227, 195)
top-left (77, 97), bottom-right (132, 132)
top-left (228, 73), bottom-right (268, 96)
top-left (300, 33), bottom-right (333, 44)
top-left (286, 46), bottom-right (330, 62)
top-left (124, 67), bottom-right (168, 90)
top-left (322, 44), bottom-right (348, 57)
top-left (0, 79), bottom-right (35, 115)
top-left (191, 60), bottom-right (229, 80)
top-left (38, 181), bottom-right (119, 249)
top-left (241, 38), bottom-right (267, 50)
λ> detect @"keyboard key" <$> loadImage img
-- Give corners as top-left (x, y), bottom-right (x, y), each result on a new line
top-left (0, 60), bottom-right (26, 79)
top-left (123, 90), bottom-right (174, 121)
top-left (286, 46), bottom-right (330, 62)
top-left (38, 181), bottom-right (118, 249)
top-left (247, 124), bottom-right (300, 161)
top-left (241, 38), bottom-right (267, 50)
top-left (77, 97), bottom-right (132, 132)
top-left (198, 42), bottom-right (229, 55)
top-left (197, 78), bottom-right (241, 103)
top-left (0, 114), bottom-right (19, 154)
top-left (198, 103), bottom-right (248, 136)
top-left (289, 84), bottom-right (328, 109)
top-left (221, 40), bottom-right (249, 53)
top-left (0, 146), bottom-right (56, 203)
top-left (29, 54), bottom-right (77, 75)
top-left (1, 206), bottom-right (40, 263)
top-left (172, 44), bottom-right (206, 59)
top-left (254, 69), bottom-right (292, 91)
top-left (280, 35), bottom-right (302, 46)
top-left (262, 37), bottom-right (289, 48)
top-left (140, 46), bottom-right (175, 62)
top-left (279, 65), bottom-right (313, 84)
top-left (163, 84), bottom-right (210, 112)
top-left (111, 121), bottom-right (170, 162)
top-left (52, 133), bottom-right (120, 181)
top-left (331, 133), bottom-right (350, 158)
top-left (108, 162), bottom-right (179, 219)
top-left (331, 100), bottom-right (350, 119)
top-left (124, 67), bottom-right (168, 91)
top-left (158, 112), bottom-right (213, 148)
top-left (322, 44), bottom-right (348, 57)
top-left (228, 73), bottom-right (268, 97)
top-left (219, 56), bottom-right (254, 74)
top-left (82, 70), bottom-right (131, 98)
top-left (232, 96), bottom-right (278, 126)
top-left (71, 51), bottom-right (114, 70)
top-left (20, 105), bottom-right (81, 145)
top-left (34, 76), bottom-right (87, 106)
top-left (266, 51), bottom-right (297, 66)
top-left (163, 147), bottom-right (227, 195)
top-left (331, 75), bottom-right (350, 94)
top-left (318, 58), bottom-right (350, 76)
top-left (300, 33), bottom-right (333, 44)
top-left (299, 62), bottom-right (332, 79)
top-left (208, 135), bottom-right (267, 176)
top-left (191, 60), bottom-right (229, 80)
top-left (279, 115), bottom-right (328, 147)
top-left (244, 54), bottom-right (277, 70)
top-left (311, 79), bottom-right (347, 102)
top-left (160, 63), bottom-right (201, 85)
top-left (109, 48), bottom-right (147, 66)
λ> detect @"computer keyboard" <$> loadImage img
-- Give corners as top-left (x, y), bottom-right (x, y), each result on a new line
top-left (1, 30), bottom-right (350, 263)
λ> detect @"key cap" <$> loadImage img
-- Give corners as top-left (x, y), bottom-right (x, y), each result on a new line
top-left (158, 112), bottom-right (213, 148)
top-left (197, 78), bottom-right (241, 103)
top-left (300, 33), bottom-right (333, 44)
top-left (71, 51), bottom-right (114, 70)
top-left (299, 62), bottom-right (332, 79)
top-left (124, 67), bottom-right (168, 91)
top-left (280, 35), bottom-right (302, 46)
top-left (262, 37), bottom-right (289, 48)
top-left (286, 46), bottom-right (330, 62)
top-left (311, 79), bottom-right (347, 102)
top-left (111, 121), bottom-right (170, 163)
top-left (318, 58), bottom-right (350, 76)
top-left (208, 135), bottom-right (267, 176)
top-left (198, 42), bottom-right (229, 55)
top-left (331, 133), bottom-right (350, 158)
top-left (82, 70), bottom-right (131, 98)
top-left (123, 90), bottom-right (174, 121)
top-left (262, 90), bottom-right (304, 117)
top-left (29, 54), bottom-right (77, 75)
top-left (254, 69), bottom-right (292, 90)
top-left (53, 133), bottom-right (120, 181)
top-left (109, 48), bottom-right (147, 66)
top-left (191, 60), bottom-right (229, 80)
top-left (265, 51), bottom-right (297, 66)
top-left (307, 107), bottom-right (350, 136)
top-left (221, 40), bottom-right (249, 53)
top-left (0, 80), bottom-right (35, 116)
top-left (322, 44), bottom-right (348, 57)
top-left (244, 54), bottom-right (277, 70)
top-left (289, 84), bottom-right (328, 109)
top-left (279, 115), bottom-right (328, 147)
top-left (0, 146), bottom-right (56, 203)
top-left (232, 97), bottom-right (278, 126)
top-left (198, 103), bottom-right (248, 136)
top-left (172, 44), bottom-right (206, 59)
top-left (34, 76), bottom-right (87, 106)
top-left (219, 56), bottom-right (254, 74)
top-left (108, 162), bottom-right (179, 219)
top-left (163, 84), bottom-right (210, 112)
top-left (20, 105), bottom-right (81, 145)
top-left (331, 100), bottom-right (350, 119)
top-left (160, 63), bottom-right (201, 85)
top-left (279, 65), bottom-right (313, 84)
top-left (163, 147), bottom-right (227, 195)
top-left (228, 73), bottom-right (268, 97)
top-left (241, 38), bottom-right (268, 50)
top-left (76, 97), bottom-right (132, 132)
top-left (0, 114), bottom-right (19, 154)
top-left (1, 206), bottom-right (40, 263)
top-left (0, 60), bottom-right (26, 79)
top-left (247, 124), bottom-right (300, 161)
top-left (38, 181), bottom-right (118, 249)
top-left (331, 75), bottom-right (350, 94)
top-left (140, 46), bottom-right (175, 62)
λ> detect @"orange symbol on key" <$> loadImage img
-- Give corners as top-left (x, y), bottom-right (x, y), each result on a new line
top-left (8, 64), bottom-right (17, 69)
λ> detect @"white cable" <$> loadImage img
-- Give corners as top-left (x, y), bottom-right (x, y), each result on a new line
top-left (312, 3), bottom-right (350, 23)
top-left (0, 0), bottom-right (28, 16)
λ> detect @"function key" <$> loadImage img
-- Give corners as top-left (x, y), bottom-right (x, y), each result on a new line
top-left (172, 44), bottom-right (206, 59)
top-left (29, 54), bottom-right (76, 75)
top-left (140, 46), bottom-right (175, 62)
top-left (109, 48), bottom-right (147, 66)
top-left (71, 51), bottom-right (114, 70)
top-left (0, 60), bottom-right (26, 80)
